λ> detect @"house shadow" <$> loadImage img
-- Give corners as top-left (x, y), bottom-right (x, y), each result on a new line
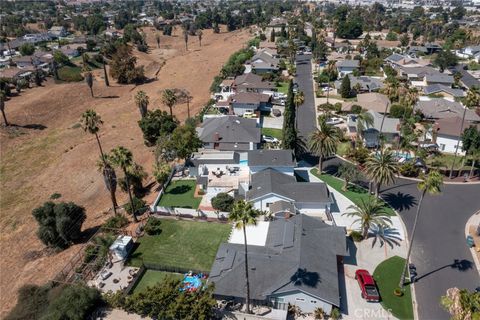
top-left (290, 268), bottom-right (320, 288)
top-left (381, 192), bottom-right (417, 212)
top-left (293, 169), bottom-right (310, 182)
top-left (343, 238), bottom-right (358, 265)
top-left (337, 262), bottom-right (349, 315)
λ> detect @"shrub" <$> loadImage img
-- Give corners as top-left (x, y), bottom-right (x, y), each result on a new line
top-left (400, 162), bottom-right (419, 177)
top-left (144, 218), bottom-right (162, 235)
top-left (350, 230), bottom-right (364, 242)
top-left (211, 192), bottom-right (234, 212)
top-left (390, 104), bottom-right (412, 119)
top-left (330, 307), bottom-right (341, 320)
top-left (351, 104), bottom-right (363, 114)
top-left (50, 193), bottom-right (62, 200)
top-left (19, 43), bottom-right (35, 56)
top-left (349, 147), bottom-right (370, 164)
top-left (103, 215), bottom-right (129, 230)
top-left (124, 197), bottom-right (146, 215)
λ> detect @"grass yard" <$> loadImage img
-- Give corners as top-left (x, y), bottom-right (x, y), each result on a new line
top-left (157, 179), bottom-right (201, 209)
top-left (373, 256), bottom-right (414, 320)
top-left (311, 169), bottom-right (395, 216)
top-left (132, 270), bottom-right (183, 294)
top-left (262, 128), bottom-right (283, 140)
top-left (426, 153), bottom-right (478, 171)
top-left (128, 219), bottom-right (231, 271)
top-left (57, 64), bottom-right (84, 82)
top-left (276, 81), bottom-right (289, 94)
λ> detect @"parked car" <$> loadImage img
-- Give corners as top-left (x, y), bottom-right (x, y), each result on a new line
top-left (100, 270), bottom-right (112, 280)
top-left (243, 112), bottom-right (256, 119)
top-left (322, 87), bottom-right (333, 92)
top-left (355, 269), bottom-right (381, 302)
top-left (262, 135), bottom-right (279, 143)
top-left (326, 117), bottom-right (343, 125)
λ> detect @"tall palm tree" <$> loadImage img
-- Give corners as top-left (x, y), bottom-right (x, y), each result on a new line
top-left (309, 116), bottom-right (340, 172)
top-left (400, 170), bottom-right (443, 288)
top-left (356, 109), bottom-right (374, 139)
top-left (80, 110), bottom-right (117, 214)
top-left (97, 155), bottom-right (118, 214)
top-left (162, 89), bottom-right (177, 117)
top-left (134, 90), bottom-right (149, 118)
top-left (365, 149), bottom-right (398, 196)
top-left (100, 52), bottom-right (109, 87)
top-left (450, 87), bottom-right (480, 178)
top-left (229, 200), bottom-right (262, 314)
top-left (294, 91), bottom-right (304, 129)
top-left (110, 146), bottom-right (138, 222)
top-left (343, 197), bottom-right (392, 239)
top-left (85, 72), bottom-right (94, 97)
top-left (197, 30), bottom-right (203, 46)
top-left (0, 93), bottom-right (8, 126)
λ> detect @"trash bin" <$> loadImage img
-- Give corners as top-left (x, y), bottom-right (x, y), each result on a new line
top-left (467, 235), bottom-right (475, 248)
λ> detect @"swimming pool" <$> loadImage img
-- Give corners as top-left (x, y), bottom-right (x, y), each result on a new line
top-left (239, 159), bottom-right (248, 166)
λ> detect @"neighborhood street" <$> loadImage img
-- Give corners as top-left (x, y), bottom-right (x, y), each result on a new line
top-left (295, 54), bottom-right (317, 142)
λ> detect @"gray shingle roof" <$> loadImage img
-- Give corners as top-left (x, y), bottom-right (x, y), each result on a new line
top-left (210, 215), bottom-right (347, 306)
top-left (248, 150), bottom-right (295, 167)
top-left (334, 76), bottom-right (385, 92)
top-left (247, 168), bottom-right (332, 204)
top-left (234, 73), bottom-right (276, 91)
top-left (416, 99), bottom-right (480, 122)
top-left (423, 84), bottom-right (465, 97)
top-left (198, 116), bottom-right (261, 144)
top-left (425, 74), bottom-right (454, 84)
top-left (336, 60), bottom-right (359, 68)
top-left (450, 66), bottom-right (480, 90)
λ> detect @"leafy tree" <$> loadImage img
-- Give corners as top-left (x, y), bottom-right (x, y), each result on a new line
top-left (109, 45), bottom-right (145, 84)
top-left (211, 192), bottom-right (234, 212)
top-left (270, 29), bottom-right (275, 42)
top-left (434, 50), bottom-right (458, 72)
top-left (144, 218), bottom-right (162, 235)
top-left (389, 104), bottom-right (411, 119)
top-left (134, 90), bottom-right (149, 118)
top-left (282, 80), bottom-right (297, 150)
top-left (85, 72), bottom-right (94, 97)
top-left (165, 124), bottom-right (202, 161)
top-left (441, 287), bottom-right (480, 320)
top-left (32, 201), bottom-right (86, 249)
top-left (342, 197), bottom-right (391, 239)
top-left (450, 5), bottom-right (466, 20)
top-left (336, 19), bottom-right (363, 39)
top-left (229, 200), bottom-right (263, 314)
top-left (153, 161), bottom-right (171, 189)
top-left (400, 170), bottom-right (442, 288)
top-left (399, 33), bottom-right (410, 47)
top-left (462, 125), bottom-right (480, 179)
top-left (162, 88), bottom-right (177, 116)
top-left (44, 284), bottom-right (102, 320)
top-left (309, 116), bottom-right (340, 172)
top-left (53, 50), bottom-right (69, 65)
top-left (5, 284), bottom-right (50, 320)
top-left (385, 31), bottom-right (398, 41)
top-left (110, 146), bottom-right (138, 222)
top-left (340, 75), bottom-right (352, 98)
top-left (365, 149), bottom-right (398, 196)
top-left (19, 43), bottom-right (35, 56)
top-left (124, 196), bottom-right (146, 216)
top-left (293, 91), bottom-right (304, 129)
top-left (338, 162), bottom-right (361, 191)
top-left (138, 110), bottom-right (178, 146)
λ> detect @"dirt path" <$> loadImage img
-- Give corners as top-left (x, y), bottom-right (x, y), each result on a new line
top-left (0, 26), bottom-right (251, 316)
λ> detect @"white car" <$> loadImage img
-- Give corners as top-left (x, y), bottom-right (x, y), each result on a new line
top-left (262, 135), bottom-right (279, 143)
top-left (322, 87), bottom-right (333, 92)
top-left (326, 117), bottom-right (344, 125)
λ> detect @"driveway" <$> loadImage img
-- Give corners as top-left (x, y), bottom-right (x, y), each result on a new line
top-left (322, 157), bottom-right (480, 320)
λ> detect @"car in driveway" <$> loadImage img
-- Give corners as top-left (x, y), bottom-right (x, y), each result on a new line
top-left (355, 269), bottom-right (381, 302)
top-left (326, 117), bottom-right (344, 125)
top-left (262, 135), bottom-right (279, 143)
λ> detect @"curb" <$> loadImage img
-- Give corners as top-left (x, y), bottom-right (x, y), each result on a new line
top-left (465, 211), bottom-right (480, 276)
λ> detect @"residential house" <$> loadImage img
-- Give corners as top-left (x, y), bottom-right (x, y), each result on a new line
top-left (384, 53), bottom-right (431, 68)
top-left (342, 93), bottom-right (390, 114)
top-left (450, 66), bottom-right (480, 90)
top-left (347, 110), bottom-right (400, 147)
top-left (334, 76), bottom-right (384, 93)
top-left (214, 78), bottom-right (235, 101)
top-left (209, 214), bottom-right (346, 314)
top-left (0, 66), bottom-right (36, 81)
top-left (431, 117), bottom-right (479, 154)
top-left (397, 66), bottom-right (451, 88)
top-left (408, 43), bottom-right (442, 56)
top-left (229, 92), bottom-right (271, 116)
top-left (423, 74), bottom-right (454, 87)
top-left (233, 73), bottom-right (276, 94)
top-left (248, 149), bottom-right (296, 176)
top-left (197, 116), bottom-right (261, 151)
top-left (247, 168), bottom-right (333, 215)
top-left (423, 84), bottom-right (465, 99)
top-left (416, 99), bottom-right (480, 122)
top-left (336, 60), bottom-right (359, 78)
top-left (247, 49), bottom-right (280, 74)
top-left (58, 46), bottom-right (80, 58)
top-left (104, 28), bottom-right (123, 38)
top-left (48, 26), bottom-right (68, 38)
top-left (455, 45), bottom-right (480, 59)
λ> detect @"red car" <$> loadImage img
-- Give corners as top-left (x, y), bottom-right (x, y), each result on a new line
top-left (355, 269), bottom-right (381, 302)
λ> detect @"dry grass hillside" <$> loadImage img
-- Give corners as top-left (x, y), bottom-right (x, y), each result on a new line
top-left (0, 26), bottom-right (251, 316)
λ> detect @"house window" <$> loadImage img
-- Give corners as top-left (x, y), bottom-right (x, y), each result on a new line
top-left (311, 300), bottom-right (317, 304)
top-left (275, 298), bottom-right (284, 303)
top-left (266, 203), bottom-right (272, 208)
top-left (439, 143), bottom-right (446, 151)
top-left (296, 298), bottom-right (305, 302)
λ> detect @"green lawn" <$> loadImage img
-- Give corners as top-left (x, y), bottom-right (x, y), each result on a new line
top-left (157, 180), bottom-right (201, 209)
top-left (128, 219), bottom-right (231, 271)
top-left (276, 81), bottom-right (289, 94)
top-left (262, 128), bottom-right (283, 140)
top-left (426, 153), bottom-right (478, 171)
top-left (310, 169), bottom-right (395, 216)
top-left (373, 256), bottom-right (414, 320)
top-left (132, 270), bottom-right (183, 294)
top-left (57, 64), bottom-right (84, 82)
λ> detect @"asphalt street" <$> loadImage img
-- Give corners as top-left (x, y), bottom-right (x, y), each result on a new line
top-left (295, 54), bottom-right (317, 142)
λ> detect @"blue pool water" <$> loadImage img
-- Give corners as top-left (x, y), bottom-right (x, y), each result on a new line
top-left (181, 274), bottom-right (203, 292)
top-left (239, 159), bottom-right (248, 166)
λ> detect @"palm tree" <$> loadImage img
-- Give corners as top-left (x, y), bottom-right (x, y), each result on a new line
top-left (400, 170), bottom-right (443, 288)
top-left (162, 89), bottom-right (177, 117)
top-left (99, 51), bottom-right (109, 87)
top-left (0, 93), bottom-right (8, 126)
top-left (110, 146), bottom-right (138, 222)
top-left (365, 149), bottom-right (398, 196)
top-left (183, 27), bottom-right (188, 51)
top-left (343, 197), bottom-right (392, 239)
top-left (294, 91), bottom-right (304, 129)
top-left (97, 155), bottom-right (118, 214)
top-left (134, 90), bottom-right (149, 118)
top-left (228, 200), bottom-right (262, 314)
top-left (197, 30), bottom-right (203, 46)
top-left (85, 72), bottom-right (94, 97)
top-left (450, 87), bottom-right (480, 178)
top-left (309, 116), bottom-right (340, 172)
top-left (80, 110), bottom-right (117, 214)
top-left (356, 109), bottom-right (374, 139)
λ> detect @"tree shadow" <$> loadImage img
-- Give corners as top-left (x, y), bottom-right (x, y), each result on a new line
top-left (10, 123), bottom-right (47, 130)
top-left (370, 225), bottom-right (402, 249)
top-left (78, 225), bottom-right (101, 244)
top-left (415, 259), bottom-right (474, 282)
top-left (98, 95), bottom-right (119, 99)
top-left (323, 162), bottom-right (339, 175)
top-left (381, 192), bottom-right (418, 212)
top-left (168, 185), bottom-right (191, 194)
top-left (290, 268), bottom-right (320, 288)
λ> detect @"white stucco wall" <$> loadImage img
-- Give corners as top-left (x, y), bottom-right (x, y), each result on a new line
top-left (270, 290), bottom-right (334, 314)
top-left (251, 194), bottom-right (293, 211)
top-left (436, 135), bottom-right (465, 155)
top-left (250, 166), bottom-right (294, 176)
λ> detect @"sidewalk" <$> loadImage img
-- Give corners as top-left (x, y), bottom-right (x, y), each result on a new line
top-left (465, 211), bottom-right (480, 276)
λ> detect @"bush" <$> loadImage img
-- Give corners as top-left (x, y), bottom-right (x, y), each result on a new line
top-left (138, 110), bottom-right (178, 146)
top-left (330, 307), bottom-right (341, 320)
top-left (211, 192), bottom-right (234, 212)
top-left (144, 218), bottom-right (162, 235)
top-left (351, 104), bottom-right (363, 114)
top-left (390, 104), bottom-right (411, 119)
top-left (19, 43), bottom-right (35, 56)
top-left (124, 197), bottom-right (146, 215)
top-left (102, 215), bottom-right (129, 230)
top-left (400, 162), bottom-right (419, 177)
top-left (348, 147), bottom-right (370, 164)
top-left (350, 230), bottom-right (364, 242)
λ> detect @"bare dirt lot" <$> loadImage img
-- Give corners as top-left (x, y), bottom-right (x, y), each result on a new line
top-left (0, 26), bottom-right (251, 316)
